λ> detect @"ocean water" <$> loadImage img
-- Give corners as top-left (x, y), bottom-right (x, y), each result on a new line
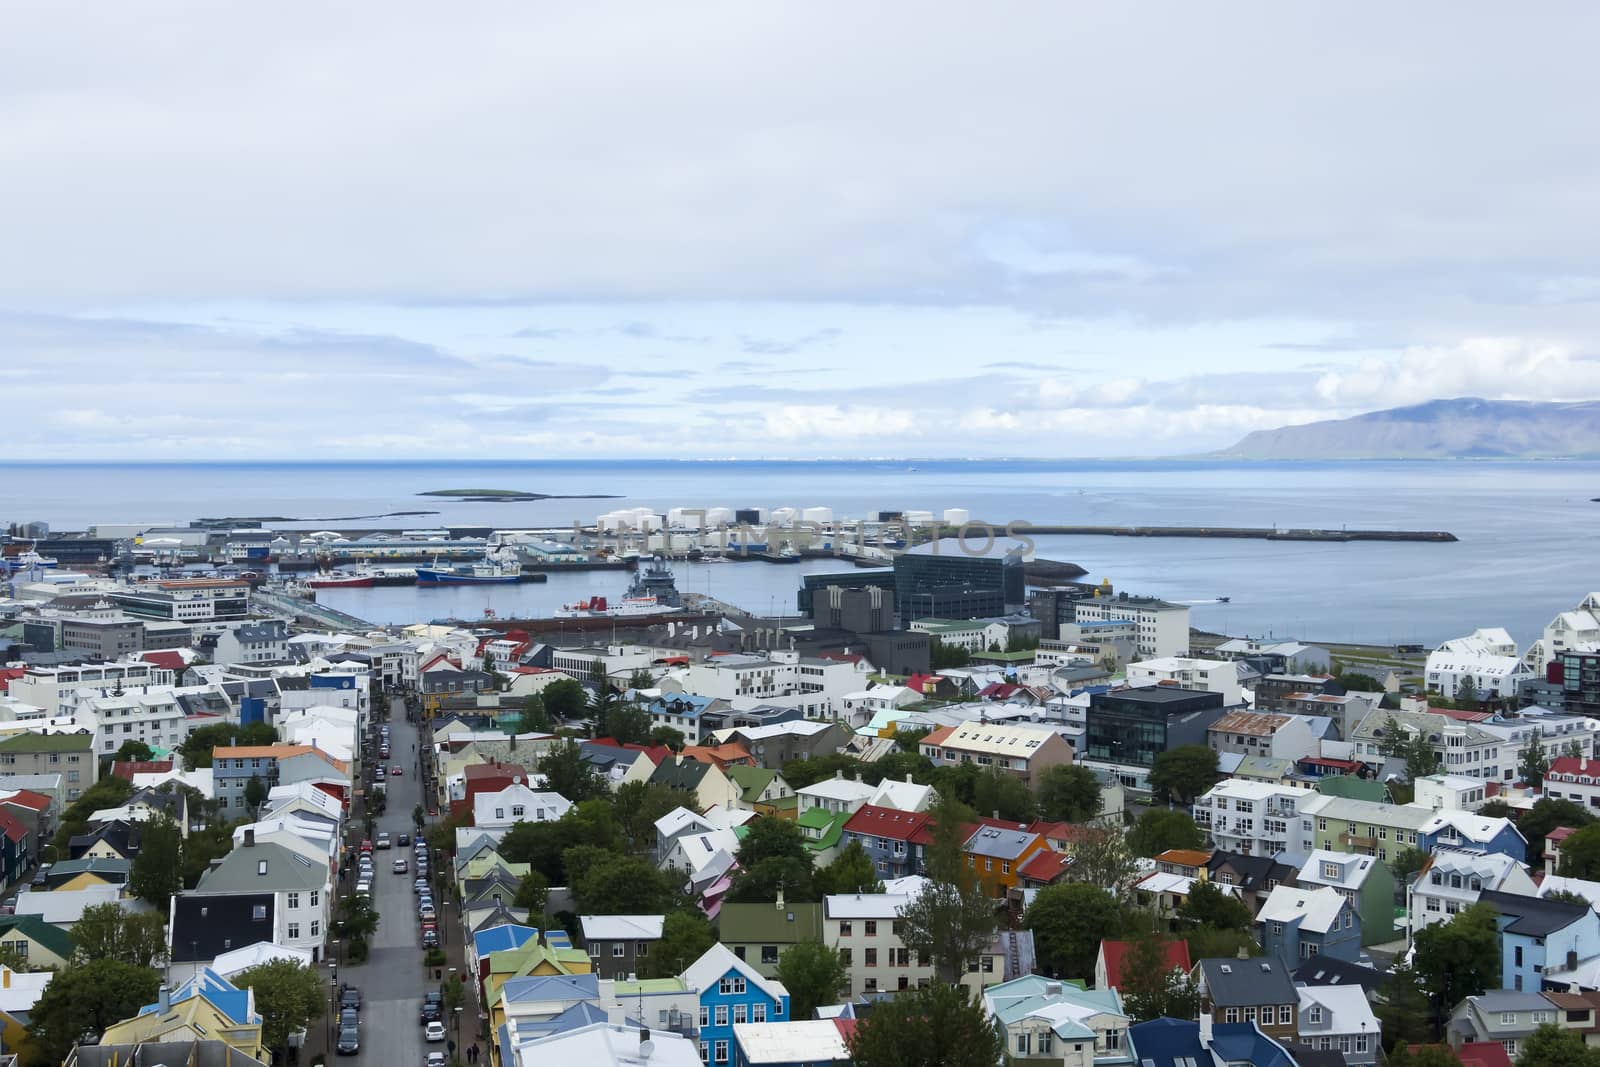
top-left (4, 459), bottom-right (1596, 645)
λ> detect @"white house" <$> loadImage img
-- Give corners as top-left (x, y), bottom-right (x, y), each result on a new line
top-left (1127, 657), bottom-right (1242, 706)
top-left (1296, 983), bottom-right (1379, 1064)
top-left (1408, 848), bottom-right (1537, 939)
top-left (473, 784), bottom-right (574, 835)
top-left (212, 621), bottom-right (291, 666)
top-left (796, 775), bottom-right (877, 818)
top-left (1543, 594), bottom-right (1600, 668)
top-left (1194, 779), bottom-right (1318, 856)
top-left (1072, 595), bottom-right (1190, 660)
top-left (78, 687), bottom-right (193, 757)
top-left (1426, 628), bottom-right (1532, 700)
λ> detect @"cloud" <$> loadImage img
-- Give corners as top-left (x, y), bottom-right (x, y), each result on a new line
top-left (738, 328), bottom-right (842, 355)
top-left (1313, 338), bottom-right (1600, 407)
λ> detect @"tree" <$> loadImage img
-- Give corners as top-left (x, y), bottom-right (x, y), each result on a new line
top-left (737, 817), bottom-right (810, 868)
top-left (178, 721), bottom-right (244, 770)
top-left (541, 678), bottom-right (588, 720)
top-left (1548, 888), bottom-right (1593, 908)
top-left (536, 738), bottom-right (605, 802)
top-left (0, 944), bottom-right (33, 973)
top-left (862, 749), bottom-right (933, 786)
top-left (72, 903), bottom-right (169, 968)
top-left (601, 702), bottom-right (652, 746)
top-left (972, 765), bottom-right (1034, 822)
top-left (1520, 796), bottom-right (1595, 861)
top-left (1178, 880), bottom-right (1254, 932)
top-left (1377, 715), bottom-right (1442, 782)
top-left (776, 939), bottom-right (847, 1021)
top-left (1378, 963), bottom-right (1443, 1051)
top-left (114, 739), bottom-right (155, 763)
top-left (1514, 1024), bottom-right (1600, 1067)
top-left (1520, 727), bottom-right (1552, 788)
top-left (649, 726), bottom-right (686, 751)
top-left (1066, 822), bottom-right (1139, 894)
top-left (1413, 903), bottom-right (1499, 1033)
top-left (1392, 845), bottom-right (1429, 888)
top-left (640, 911), bottom-right (715, 979)
top-left (239, 721), bottom-right (277, 745)
top-left (1388, 1045), bottom-right (1464, 1067)
top-left (129, 813), bottom-right (183, 909)
top-left (1036, 764), bottom-right (1103, 822)
top-left (518, 695), bottom-right (552, 734)
top-left (613, 781), bottom-right (683, 851)
top-left (1024, 883), bottom-right (1124, 980)
top-left (1127, 809), bottom-right (1205, 857)
top-left (897, 879), bottom-right (999, 984)
top-left (728, 856), bottom-right (818, 904)
top-left (1334, 671), bottom-right (1384, 693)
top-left (1147, 746), bottom-right (1220, 804)
top-left (180, 818), bottom-right (238, 888)
top-left (627, 669), bottom-right (656, 691)
top-left (336, 893), bottom-right (381, 958)
top-left (780, 754), bottom-right (863, 791)
top-left (814, 841), bottom-right (883, 897)
top-left (49, 776), bottom-right (135, 853)
top-left (929, 641), bottom-right (972, 671)
top-left (232, 958), bottom-right (326, 1057)
top-left (1119, 933), bottom-right (1200, 1023)
top-left (847, 981), bottom-right (1005, 1067)
top-left (572, 855), bottom-right (677, 914)
top-left (28, 958), bottom-right (163, 1065)
top-left (414, 803), bottom-right (427, 830)
top-left (1560, 823), bottom-right (1600, 879)
top-left (924, 788), bottom-right (978, 887)
top-left (1456, 675), bottom-right (1478, 704)
top-left (243, 774), bottom-right (269, 815)
top-left (515, 871), bottom-right (550, 915)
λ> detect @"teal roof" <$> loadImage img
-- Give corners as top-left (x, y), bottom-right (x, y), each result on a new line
top-left (984, 975), bottom-right (1125, 1040)
top-left (0, 914), bottom-right (73, 959)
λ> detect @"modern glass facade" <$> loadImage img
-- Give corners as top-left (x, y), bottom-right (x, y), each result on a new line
top-left (1085, 687), bottom-right (1226, 768)
top-left (892, 551), bottom-right (1025, 620)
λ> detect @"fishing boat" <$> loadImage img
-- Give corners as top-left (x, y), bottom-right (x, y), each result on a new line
top-left (415, 555), bottom-right (522, 585)
top-left (306, 569), bottom-right (375, 589)
top-left (555, 556), bottom-right (684, 616)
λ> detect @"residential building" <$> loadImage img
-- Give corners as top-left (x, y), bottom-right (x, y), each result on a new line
top-left (918, 720), bottom-right (1075, 787)
top-left (963, 825), bottom-right (1046, 900)
top-left (840, 805), bottom-right (932, 879)
top-left (1194, 780), bottom-right (1317, 857)
top-left (1083, 686), bottom-right (1227, 788)
top-left (473, 784), bottom-right (573, 835)
top-left (1253, 675), bottom-right (1343, 713)
top-left (579, 915), bottom-right (664, 980)
top-left (1543, 594), bottom-right (1600, 669)
top-left (647, 695), bottom-right (724, 746)
top-left (682, 944), bottom-right (790, 1067)
top-left (1480, 889), bottom-right (1600, 993)
top-left (5, 661), bottom-right (174, 715)
top-left (718, 901), bottom-right (824, 978)
top-left (1128, 658), bottom-right (1242, 705)
top-left (1418, 808), bottom-right (1526, 863)
top-left (1205, 711), bottom-right (1315, 762)
top-left (1212, 639), bottom-right (1333, 676)
top-left (984, 976), bottom-right (1132, 1066)
top-left (212, 621), bottom-right (291, 666)
top-left (101, 970), bottom-right (264, 1061)
top-left (1407, 850), bottom-right (1537, 939)
top-left (211, 745), bottom-right (349, 814)
top-left (649, 756), bottom-right (741, 813)
top-left (1072, 594), bottom-right (1190, 659)
top-left (1302, 795), bottom-right (1435, 864)
top-left (795, 774), bottom-right (876, 819)
top-left (1447, 991), bottom-right (1560, 1060)
top-left (1553, 650), bottom-right (1600, 717)
top-left (0, 730), bottom-right (94, 801)
top-left (0, 913), bottom-right (74, 969)
top-left (1094, 939), bottom-right (1191, 995)
top-left (1427, 628), bottom-right (1532, 700)
top-left (79, 687), bottom-right (190, 757)
top-left (666, 651), bottom-right (869, 721)
top-left (732, 1020), bottom-right (851, 1067)
top-left (1294, 850), bottom-right (1395, 947)
top-left (1544, 756), bottom-right (1600, 812)
top-left (1193, 956), bottom-right (1299, 1045)
top-left (722, 766), bottom-right (791, 815)
top-left (167, 893), bottom-right (279, 980)
top-left (184, 832), bottom-right (331, 961)
top-left (1350, 708), bottom-right (1512, 782)
top-left (1294, 984), bottom-right (1379, 1066)
top-left (1255, 885), bottom-right (1360, 962)
top-left (1414, 772), bottom-right (1491, 812)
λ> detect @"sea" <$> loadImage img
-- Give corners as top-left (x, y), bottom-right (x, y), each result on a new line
top-left (5, 459), bottom-right (1597, 647)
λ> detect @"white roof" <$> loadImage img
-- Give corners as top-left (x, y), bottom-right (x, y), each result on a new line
top-left (211, 940), bottom-right (315, 978)
top-left (1423, 847), bottom-right (1524, 883)
top-left (655, 807), bottom-right (714, 839)
top-left (824, 892), bottom-right (914, 920)
top-left (1418, 810), bottom-right (1522, 845)
top-left (15, 883), bottom-right (133, 925)
top-left (1257, 885), bottom-right (1346, 934)
top-left (511, 1022), bottom-right (702, 1067)
top-left (0, 965), bottom-right (52, 1014)
top-left (1298, 850), bottom-right (1378, 891)
top-left (731, 720), bottom-right (834, 741)
top-left (683, 944), bottom-right (789, 1005)
top-left (1538, 877), bottom-right (1600, 913)
top-left (266, 781), bottom-right (343, 819)
top-left (579, 915), bottom-right (665, 941)
top-left (1297, 983), bottom-right (1378, 1031)
top-left (867, 777), bottom-right (935, 812)
top-left (1133, 871), bottom-right (1238, 898)
top-left (733, 1021), bottom-right (850, 1064)
top-left (881, 875), bottom-right (930, 896)
top-left (939, 720), bottom-right (1060, 756)
top-left (132, 766), bottom-right (215, 798)
top-left (797, 778), bottom-right (876, 803)
top-left (1200, 778), bottom-right (1306, 801)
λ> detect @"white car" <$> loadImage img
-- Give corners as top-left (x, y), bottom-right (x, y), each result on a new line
top-left (355, 880), bottom-right (371, 896)
top-left (424, 1021), bottom-right (446, 1043)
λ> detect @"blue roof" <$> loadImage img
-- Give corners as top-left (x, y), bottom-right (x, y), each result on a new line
top-left (545, 929), bottom-right (573, 950)
top-left (507, 1000), bottom-right (610, 1041)
top-left (139, 967), bottom-right (260, 1027)
top-left (473, 923), bottom-right (538, 958)
top-left (1208, 1022), bottom-right (1295, 1067)
top-left (648, 694), bottom-right (715, 718)
top-left (499, 973), bottom-right (599, 1006)
top-left (1128, 1018), bottom-right (1207, 1067)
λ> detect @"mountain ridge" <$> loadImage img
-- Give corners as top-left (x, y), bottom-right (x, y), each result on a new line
top-left (1217, 397), bottom-right (1600, 459)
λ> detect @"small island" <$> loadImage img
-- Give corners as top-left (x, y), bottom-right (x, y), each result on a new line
top-left (419, 488), bottom-right (619, 502)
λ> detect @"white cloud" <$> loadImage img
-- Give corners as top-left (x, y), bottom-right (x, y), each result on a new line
top-left (1314, 338), bottom-right (1597, 407)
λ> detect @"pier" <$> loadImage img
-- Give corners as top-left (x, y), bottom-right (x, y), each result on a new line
top-left (942, 523), bottom-right (1458, 543)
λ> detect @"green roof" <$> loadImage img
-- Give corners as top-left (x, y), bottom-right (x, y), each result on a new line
top-left (1315, 776), bottom-right (1392, 803)
top-left (47, 857), bottom-right (131, 878)
top-left (724, 765), bottom-right (778, 803)
top-left (611, 977), bottom-right (688, 995)
top-left (971, 650), bottom-right (1035, 662)
top-left (0, 731), bottom-right (93, 753)
top-left (798, 808), bottom-right (847, 852)
top-left (718, 901), bottom-right (824, 944)
top-left (0, 913), bottom-right (74, 959)
top-left (796, 807), bottom-right (836, 830)
top-left (767, 795), bottom-right (799, 814)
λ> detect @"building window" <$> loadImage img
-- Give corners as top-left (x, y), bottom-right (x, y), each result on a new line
top-left (1309, 1007), bottom-right (1323, 1024)
top-left (288, 923), bottom-right (300, 939)
top-left (613, 943), bottom-right (626, 957)
top-left (311, 921), bottom-right (320, 937)
top-left (714, 1041), bottom-right (728, 1063)
top-left (866, 948), bottom-right (878, 967)
top-left (733, 1005), bottom-right (747, 1025)
top-left (287, 892), bottom-right (300, 909)
top-left (1225, 1009), bottom-right (1238, 1023)
top-left (1017, 1034), bottom-right (1031, 1055)
top-left (838, 921), bottom-right (852, 937)
top-left (699, 1007), bottom-right (708, 1028)
top-left (752, 1003), bottom-right (765, 1023)
top-left (864, 921), bottom-right (877, 937)
top-left (1279, 1005), bottom-right (1293, 1025)
top-left (715, 1006), bottom-right (728, 1027)
top-left (761, 945), bottom-right (779, 965)
top-left (257, 860), bottom-right (268, 876)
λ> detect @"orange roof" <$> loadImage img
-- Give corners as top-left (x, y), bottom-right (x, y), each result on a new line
top-left (1017, 850), bottom-right (1071, 883)
top-left (680, 742), bottom-right (754, 769)
top-left (1152, 848), bottom-right (1213, 868)
top-left (919, 726), bottom-right (955, 747)
top-left (213, 744), bottom-right (349, 773)
top-left (1098, 939), bottom-right (1191, 990)
top-left (0, 789), bottom-right (51, 813)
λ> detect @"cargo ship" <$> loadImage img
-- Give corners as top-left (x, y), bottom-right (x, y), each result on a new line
top-left (415, 554), bottom-right (523, 585)
top-left (555, 556), bottom-right (683, 617)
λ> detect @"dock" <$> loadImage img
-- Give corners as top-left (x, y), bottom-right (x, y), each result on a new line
top-left (252, 587), bottom-right (377, 631)
top-left (943, 524), bottom-right (1458, 543)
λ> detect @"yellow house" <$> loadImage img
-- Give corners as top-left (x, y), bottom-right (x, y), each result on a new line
top-left (99, 972), bottom-right (264, 1061)
top-left (483, 940), bottom-right (592, 1034)
top-left (0, 914), bottom-right (74, 970)
top-left (0, 965), bottom-right (54, 1058)
top-left (40, 857), bottom-right (130, 892)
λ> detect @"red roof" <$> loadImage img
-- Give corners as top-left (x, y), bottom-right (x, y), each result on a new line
top-left (110, 760), bottom-right (174, 782)
top-left (978, 683), bottom-right (1023, 699)
top-left (587, 738), bottom-right (671, 765)
top-left (1549, 756), bottom-right (1600, 779)
top-left (902, 673), bottom-right (945, 694)
top-left (1548, 826), bottom-right (1580, 846)
top-left (0, 809), bottom-right (26, 844)
top-left (919, 726), bottom-right (955, 748)
top-left (832, 1018), bottom-right (858, 1043)
top-left (1426, 706), bottom-right (1494, 723)
top-left (1017, 850), bottom-right (1071, 884)
top-left (1452, 1044), bottom-right (1514, 1067)
top-left (1299, 756), bottom-right (1363, 772)
top-left (1098, 939), bottom-right (1191, 990)
top-left (0, 668), bottom-right (26, 694)
top-left (512, 666), bottom-right (559, 675)
top-left (138, 651), bottom-right (188, 673)
top-left (843, 804), bottom-right (934, 842)
top-left (0, 789), bottom-right (51, 813)
top-left (464, 761), bottom-right (530, 783)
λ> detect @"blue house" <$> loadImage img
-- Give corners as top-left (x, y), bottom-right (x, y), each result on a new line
top-left (138, 967), bottom-right (260, 1028)
top-left (684, 944), bottom-right (790, 1067)
top-left (1479, 889), bottom-right (1600, 993)
top-left (1419, 811), bottom-right (1527, 864)
top-left (1255, 885), bottom-right (1360, 962)
top-left (648, 695), bottom-right (720, 744)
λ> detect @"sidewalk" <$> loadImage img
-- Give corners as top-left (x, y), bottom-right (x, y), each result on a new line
top-left (419, 719), bottom-right (487, 1059)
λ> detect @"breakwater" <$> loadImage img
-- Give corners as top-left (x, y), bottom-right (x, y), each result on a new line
top-left (950, 524), bottom-right (1457, 543)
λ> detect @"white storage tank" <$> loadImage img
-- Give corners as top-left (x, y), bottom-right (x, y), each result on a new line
top-left (943, 508), bottom-right (970, 526)
top-left (905, 510), bottom-right (935, 524)
top-left (770, 507), bottom-right (799, 527)
top-left (801, 506), bottom-right (834, 526)
top-left (705, 507), bottom-right (734, 526)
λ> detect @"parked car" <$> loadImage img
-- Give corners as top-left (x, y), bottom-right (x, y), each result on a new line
top-left (337, 1025), bottom-right (360, 1055)
top-left (30, 863), bottom-right (52, 887)
top-left (339, 1008), bottom-right (359, 1030)
top-left (419, 903), bottom-right (437, 921)
top-left (355, 880), bottom-right (371, 896)
top-left (359, 840), bottom-right (373, 854)
top-left (427, 1053), bottom-right (447, 1067)
top-left (340, 985), bottom-right (362, 1013)
top-left (421, 927), bottom-right (439, 949)
top-left (424, 1021), bottom-right (446, 1043)
top-left (0, 897), bottom-right (14, 915)
top-left (420, 992), bottom-right (443, 1024)
top-left (393, 857), bottom-right (409, 874)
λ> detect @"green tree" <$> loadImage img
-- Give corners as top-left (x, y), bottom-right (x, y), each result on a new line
top-left (335, 893), bottom-right (381, 957)
top-left (50, 776), bottom-right (135, 853)
top-left (572, 855), bottom-right (676, 914)
top-left (0, 944), bottom-right (33, 973)
top-left (178, 721), bottom-right (243, 770)
top-left (1024, 883), bottom-right (1124, 980)
top-left (776, 939), bottom-right (847, 1021)
top-left (862, 749), bottom-right (933, 786)
top-left (649, 726), bottom-right (687, 751)
top-left (1334, 671), bottom-right (1384, 693)
top-left (1127, 809), bottom-right (1205, 857)
top-left (613, 781), bottom-right (683, 851)
top-left (640, 911), bottom-right (715, 979)
top-left (129, 813), bottom-right (183, 909)
top-left (1560, 823), bottom-right (1600, 879)
top-left (515, 871), bottom-right (550, 915)
top-left (1520, 727), bottom-right (1552, 788)
top-left (243, 774), bottom-right (269, 815)
top-left (1378, 963), bottom-right (1444, 1051)
top-left (1036, 764), bottom-right (1103, 822)
top-left (780, 754), bottom-right (863, 791)
top-left (536, 738), bottom-right (605, 802)
top-left (1392, 845), bottom-right (1429, 889)
top-left (847, 981), bottom-right (1004, 1067)
top-left (929, 641), bottom-right (972, 671)
top-left (897, 879), bottom-right (999, 984)
top-left (728, 856), bottom-right (818, 904)
top-left (1147, 745), bottom-right (1220, 804)
top-left (627, 669), bottom-right (656, 691)
top-left (1066, 822), bottom-right (1139, 894)
top-left (1413, 903), bottom-right (1499, 1033)
top-left (1516, 1023), bottom-right (1600, 1067)
top-left (72, 902), bottom-right (169, 968)
top-left (736, 816), bottom-right (810, 868)
top-left (1119, 933), bottom-right (1200, 1023)
top-left (232, 958), bottom-right (327, 1057)
top-left (1547, 888), bottom-right (1592, 908)
top-left (414, 803), bottom-right (427, 830)
top-left (1456, 675), bottom-right (1478, 704)
top-left (1177, 880), bottom-right (1254, 932)
top-left (602, 702), bottom-right (652, 746)
top-left (924, 788), bottom-right (979, 887)
top-left (1185, 926), bottom-right (1261, 961)
top-left (814, 841), bottom-right (883, 897)
top-left (180, 818), bottom-right (238, 888)
top-left (1518, 796), bottom-right (1596, 862)
top-left (1388, 1044), bottom-right (1463, 1067)
top-left (27, 958), bottom-right (162, 1065)
top-left (239, 721), bottom-right (277, 745)
top-left (541, 678), bottom-right (589, 720)
top-left (114, 739), bottom-right (155, 763)
top-left (518, 695), bottom-right (552, 734)
top-left (972, 764), bottom-right (1034, 822)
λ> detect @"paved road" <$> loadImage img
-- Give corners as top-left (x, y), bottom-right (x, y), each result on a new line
top-left (333, 696), bottom-right (451, 1067)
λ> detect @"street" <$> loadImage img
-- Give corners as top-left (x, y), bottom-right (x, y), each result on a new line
top-left (326, 694), bottom-right (460, 1067)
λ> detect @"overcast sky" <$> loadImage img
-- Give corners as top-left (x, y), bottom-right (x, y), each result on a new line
top-left (4, 4), bottom-right (1600, 459)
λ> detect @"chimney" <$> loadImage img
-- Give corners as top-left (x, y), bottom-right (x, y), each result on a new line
top-left (158, 984), bottom-right (171, 1012)
top-left (244, 828), bottom-right (255, 847)
top-left (905, 773), bottom-right (914, 784)
top-left (834, 769), bottom-right (843, 780)
top-left (992, 810), bottom-right (1000, 820)
top-left (1236, 945), bottom-right (1250, 960)
top-left (775, 887), bottom-right (785, 911)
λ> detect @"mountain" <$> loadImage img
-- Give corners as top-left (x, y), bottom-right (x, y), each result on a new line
top-left (1217, 398), bottom-right (1600, 459)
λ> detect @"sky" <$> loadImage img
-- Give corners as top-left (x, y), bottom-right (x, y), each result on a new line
top-left (4, 4), bottom-right (1600, 459)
